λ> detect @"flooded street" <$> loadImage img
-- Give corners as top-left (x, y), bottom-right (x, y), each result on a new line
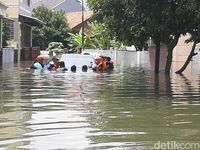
top-left (0, 51), bottom-right (200, 150)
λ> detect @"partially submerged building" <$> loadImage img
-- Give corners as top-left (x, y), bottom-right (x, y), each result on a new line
top-left (0, 0), bottom-right (43, 62)
top-left (0, 1), bottom-right (15, 66)
top-left (0, 1), bottom-right (8, 66)
top-left (0, 1), bottom-right (8, 49)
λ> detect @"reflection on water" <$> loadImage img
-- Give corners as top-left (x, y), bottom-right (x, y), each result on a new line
top-left (0, 52), bottom-right (200, 149)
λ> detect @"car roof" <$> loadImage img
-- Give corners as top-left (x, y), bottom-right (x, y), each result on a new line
top-left (59, 54), bottom-right (95, 68)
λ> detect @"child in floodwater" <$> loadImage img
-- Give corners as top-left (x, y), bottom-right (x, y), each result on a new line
top-left (30, 55), bottom-right (44, 70)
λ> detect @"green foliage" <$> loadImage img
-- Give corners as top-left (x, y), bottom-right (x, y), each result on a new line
top-left (89, 22), bottom-right (121, 50)
top-left (47, 42), bottom-right (64, 54)
top-left (88, 0), bottom-right (200, 46)
top-left (2, 21), bottom-right (10, 47)
top-left (88, 0), bottom-right (149, 50)
top-left (68, 29), bottom-right (95, 53)
top-left (88, 0), bottom-right (200, 72)
top-left (48, 42), bottom-right (64, 49)
top-left (32, 5), bottom-right (71, 49)
top-left (67, 22), bottom-right (122, 52)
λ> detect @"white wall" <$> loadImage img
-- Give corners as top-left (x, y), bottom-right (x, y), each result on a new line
top-left (2, 48), bottom-right (14, 64)
top-left (0, 3), bottom-right (7, 17)
top-left (19, 0), bottom-right (32, 16)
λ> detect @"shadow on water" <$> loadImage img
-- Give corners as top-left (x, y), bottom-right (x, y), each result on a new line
top-left (0, 54), bottom-right (200, 149)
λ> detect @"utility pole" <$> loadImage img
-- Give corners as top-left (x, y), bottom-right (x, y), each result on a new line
top-left (81, 0), bottom-right (84, 54)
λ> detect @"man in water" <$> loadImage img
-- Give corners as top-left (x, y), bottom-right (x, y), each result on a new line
top-left (82, 65), bottom-right (88, 72)
top-left (46, 56), bottom-right (59, 71)
top-left (71, 65), bottom-right (76, 72)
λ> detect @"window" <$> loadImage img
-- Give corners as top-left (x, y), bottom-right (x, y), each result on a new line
top-left (9, 22), bottom-right (14, 40)
top-left (3, 20), bottom-right (14, 40)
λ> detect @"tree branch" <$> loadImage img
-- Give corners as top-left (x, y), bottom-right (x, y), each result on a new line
top-left (175, 41), bottom-right (197, 74)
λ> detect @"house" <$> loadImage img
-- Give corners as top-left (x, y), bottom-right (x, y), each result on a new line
top-left (0, 0), bottom-right (43, 61)
top-left (64, 11), bottom-right (93, 33)
top-left (32, 0), bottom-right (64, 9)
top-left (33, 0), bottom-right (92, 33)
top-left (0, 1), bottom-right (7, 65)
top-left (53, 0), bottom-right (92, 32)
top-left (33, 0), bottom-right (87, 12)
top-left (0, 2), bottom-right (17, 66)
top-left (53, 0), bottom-right (86, 12)
top-left (0, 1), bottom-right (8, 49)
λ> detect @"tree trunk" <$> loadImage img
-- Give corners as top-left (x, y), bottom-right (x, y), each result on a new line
top-left (155, 41), bottom-right (160, 73)
top-left (175, 41), bottom-right (197, 74)
top-left (165, 46), bottom-right (173, 74)
top-left (165, 37), bottom-right (179, 74)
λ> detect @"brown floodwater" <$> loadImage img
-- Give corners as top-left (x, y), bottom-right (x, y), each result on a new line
top-left (0, 51), bottom-right (200, 150)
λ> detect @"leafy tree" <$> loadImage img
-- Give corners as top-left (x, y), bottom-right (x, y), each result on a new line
top-left (32, 5), bottom-right (71, 49)
top-left (68, 29), bottom-right (95, 53)
top-left (2, 21), bottom-right (10, 47)
top-left (176, 28), bottom-right (200, 74)
top-left (89, 22), bottom-right (122, 50)
top-left (88, 0), bottom-right (149, 50)
top-left (88, 0), bottom-right (200, 74)
top-left (47, 42), bottom-right (64, 54)
top-left (67, 22), bottom-right (122, 52)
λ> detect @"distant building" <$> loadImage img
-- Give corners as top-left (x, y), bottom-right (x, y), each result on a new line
top-left (32, 0), bottom-right (64, 9)
top-left (33, 0), bottom-right (88, 12)
top-left (33, 0), bottom-right (92, 33)
top-left (54, 0), bottom-right (86, 12)
top-left (64, 11), bottom-right (93, 33)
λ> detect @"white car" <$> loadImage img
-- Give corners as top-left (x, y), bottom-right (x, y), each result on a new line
top-left (59, 54), bottom-right (95, 69)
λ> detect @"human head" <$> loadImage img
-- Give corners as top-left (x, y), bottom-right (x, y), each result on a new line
top-left (71, 65), bottom-right (76, 72)
top-left (92, 64), bottom-right (97, 71)
top-left (59, 61), bottom-right (65, 68)
top-left (82, 65), bottom-right (88, 72)
top-left (95, 56), bottom-right (104, 64)
top-left (106, 57), bottom-right (111, 61)
top-left (35, 55), bottom-right (44, 62)
top-left (52, 56), bottom-right (59, 63)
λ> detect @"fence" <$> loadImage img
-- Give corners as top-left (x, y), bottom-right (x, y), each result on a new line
top-left (20, 47), bottom-right (40, 61)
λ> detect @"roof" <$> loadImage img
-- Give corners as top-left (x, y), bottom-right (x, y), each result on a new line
top-left (0, 1), bottom-right (8, 8)
top-left (0, 1), bottom-right (8, 17)
top-left (64, 11), bottom-right (93, 29)
top-left (19, 14), bottom-right (44, 26)
top-left (32, 0), bottom-right (88, 12)
top-left (32, 0), bottom-right (64, 9)
top-left (3, 16), bottom-right (14, 22)
top-left (54, 0), bottom-right (86, 12)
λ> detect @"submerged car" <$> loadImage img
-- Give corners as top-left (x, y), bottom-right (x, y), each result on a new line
top-left (59, 54), bottom-right (95, 70)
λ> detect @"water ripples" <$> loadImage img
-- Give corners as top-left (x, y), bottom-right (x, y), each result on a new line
top-left (0, 66), bottom-right (200, 149)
